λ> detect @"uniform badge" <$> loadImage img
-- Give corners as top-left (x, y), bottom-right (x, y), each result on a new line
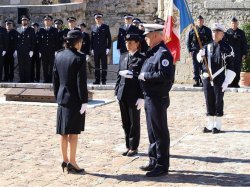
top-left (161, 59), bottom-right (169, 67)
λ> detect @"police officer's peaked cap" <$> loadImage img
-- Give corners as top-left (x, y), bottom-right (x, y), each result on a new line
top-left (125, 34), bottom-right (141, 41)
top-left (43, 15), bottom-right (53, 21)
top-left (80, 22), bottom-right (86, 27)
top-left (231, 17), bottom-right (238, 22)
top-left (132, 18), bottom-right (142, 24)
top-left (197, 15), bottom-right (204, 20)
top-left (21, 15), bottom-right (30, 21)
top-left (67, 17), bottom-right (77, 22)
top-left (5, 19), bottom-right (14, 24)
top-left (124, 14), bottom-right (133, 19)
top-left (211, 23), bottom-right (225, 32)
top-left (54, 19), bottom-right (63, 24)
top-left (31, 22), bottom-right (39, 27)
top-left (94, 13), bottom-right (103, 19)
top-left (142, 24), bottom-right (164, 35)
top-left (64, 30), bottom-right (83, 40)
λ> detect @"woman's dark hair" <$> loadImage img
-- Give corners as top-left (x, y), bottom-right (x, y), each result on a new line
top-left (64, 38), bottom-right (83, 49)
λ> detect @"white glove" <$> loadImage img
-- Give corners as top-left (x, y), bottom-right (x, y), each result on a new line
top-left (138, 72), bottom-right (145, 81)
top-left (29, 51), bottom-right (33, 57)
top-left (221, 82), bottom-right (228, 92)
top-left (135, 98), bottom-right (144, 110)
top-left (13, 50), bottom-right (17, 57)
top-left (114, 96), bottom-right (119, 102)
top-left (2, 51), bottom-right (6, 56)
top-left (199, 49), bottom-right (205, 57)
top-left (106, 48), bottom-right (110, 55)
top-left (91, 50), bottom-right (94, 56)
top-left (197, 48), bottom-right (205, 63)
top-left (39, 52), bottom-right (41, 58)
top-left (80, 103), bottom-right (87, 114)
top-left (55, 52), bottom-right (57, 56)
top-left (119, 70), bottom-right (133, 79)
top-left (86, 55), bottom-right (90, 61)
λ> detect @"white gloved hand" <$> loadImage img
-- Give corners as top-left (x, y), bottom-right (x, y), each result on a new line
top-left (13, 50), bottom-right (17, 57)
top-left (91, 50), bottom-right (94, 56)
top-left (29, 51), bottom-right (33, 57)
top-left (86, 55), bottom-right (90, 61)
top-left (221, 82), bottom-right (228, 92)
top-left (135, 98), bottom-right (144, 110)
top-left (114, 96), bottom-right (119, 102)
top-left (55, 52), bottom-right (57, 56)
top-left (80, 103), bottom-right (87, 114)
top-left (138, 72), bottom-right (145, 81)
top-left (39, 52), bottom-right (41, 58)
top-left (106, 48), bottom-right (110, 55)
top-left (199, 48), bottom-right (205, 57)
top-left (2, 51), bottom-right (6, 56)
top-left (119, 70), bottom-right (133, 78)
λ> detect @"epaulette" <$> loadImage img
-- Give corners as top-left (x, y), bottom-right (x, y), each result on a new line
top-left (56, 49), bottom-right (64, 53)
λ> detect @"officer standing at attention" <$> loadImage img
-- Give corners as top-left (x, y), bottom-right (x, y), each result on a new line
top-left (197, 23), bottom-right (236, 134)
top-left (91, 13), bottom-right (111, 85)
top-left (79, 22), bottom-right (90, 60)
top-left (138, 24), bottom-right (174, 177)
top-left (64, 17), bottom-right (81, 34)
top-left (187, 15), bottom-right (212, 87)
top-left (224, 17), bottom-right (248, 88)
top-left (39, 15), bottom-right (59, 83)
top-left (4, 19), bottom-right (18, 82)
top-left (0, 20), bottom-right (8, 82)
top-left (54, 19), bottom-right (65, 50)
top-left (31, 22), bottom-right (41, 82)
top-left (117, 14), bottom-right (140, 55)
top-left (16, 15), bottom-right (35, 83)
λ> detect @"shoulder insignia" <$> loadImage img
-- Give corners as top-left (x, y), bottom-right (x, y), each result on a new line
top-left (161, 59), bottom-right (169, 67)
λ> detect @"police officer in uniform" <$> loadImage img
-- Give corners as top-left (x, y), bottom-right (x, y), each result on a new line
top-left (187, 15), bottom-right (212, 87)
top-left (31, 22), bottom-right (41, 82)
top-left (54, 19), bottom-right (65, 50)
top-left (115, 34), bottom-right (145, 157)
top-left (197, 23), bottom-right (236, 134)
top-left (64, 17), bottom-right (81, 34)
top-left (138, 24), bottom-right (174, 177)
top-left (79, 22), bottom-right (90, 58)
top-left (91, 13), bottom-right (111, 85)
top-left (4, 19), bottom-right (18, 82)
top-left (16, 15), bottom-right (35, 83)
top-left (0, 20), bottom-right (8, 82)
top-left (39, 15), bottom-right (59, 83)
top-left (224, 17), bottom-right (248, 88)
top-left (117, 14), bottom-right (140, 54)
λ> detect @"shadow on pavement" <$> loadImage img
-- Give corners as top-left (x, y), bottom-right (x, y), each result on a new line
top-left (87, 170), bottom-right (250, 186)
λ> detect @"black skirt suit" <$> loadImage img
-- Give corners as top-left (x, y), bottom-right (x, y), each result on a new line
top-left (115, 51), bottom-right (145, 150)
top-left (53, 48), bottom-right (88, 135)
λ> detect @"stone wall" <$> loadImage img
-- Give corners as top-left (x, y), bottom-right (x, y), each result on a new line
top-left (158, 0), bottom-right (250, 84)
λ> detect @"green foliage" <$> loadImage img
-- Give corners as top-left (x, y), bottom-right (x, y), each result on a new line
top-left (241, 22), bottom-right (250, 72)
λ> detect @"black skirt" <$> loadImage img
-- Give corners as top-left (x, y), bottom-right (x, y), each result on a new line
top-left (56, 105), bottom-right (85, 135)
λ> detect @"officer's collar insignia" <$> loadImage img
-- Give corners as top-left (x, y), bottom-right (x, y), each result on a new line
top-left (162, 59), bottom-right (169, 67)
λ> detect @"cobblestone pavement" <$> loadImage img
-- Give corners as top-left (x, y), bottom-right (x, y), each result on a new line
top-left (0, 88), bottom-right (249, 186)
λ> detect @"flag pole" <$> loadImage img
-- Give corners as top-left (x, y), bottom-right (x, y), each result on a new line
top-left (192, 23), bottom-right (213, 82)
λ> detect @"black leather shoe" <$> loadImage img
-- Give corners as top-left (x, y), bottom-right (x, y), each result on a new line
top-left (203, 127), bottom-right (212, 133)
top-left (140, 164), bottom-right (155, 171)
top-left (212, 128), bottom-right (220, 134)
top-left (193, 80), bottom-right (200, 87)
top-left (61, 161), bottom-right (68, 172)
top-left (146, 167), bottom-right (168, 177)
top-left (122, 150), bottom-right (129, 156)
top-left (93, 81), bottom-right (100, 85)
top-left (102, 81), bottom-right (106, 85)
top-left (127, 149), bottom-right (138, 157)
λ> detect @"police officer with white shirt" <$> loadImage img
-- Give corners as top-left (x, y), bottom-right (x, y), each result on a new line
top-left (197, 23), bottom-right (236, 134)
top-left (138, 24), bottom-right (174, 177)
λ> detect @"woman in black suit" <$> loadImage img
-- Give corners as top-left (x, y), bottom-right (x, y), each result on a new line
top-left (53, 30), bottom-right (88, 173)
top-left (115, 34), bottom-right (145, 156)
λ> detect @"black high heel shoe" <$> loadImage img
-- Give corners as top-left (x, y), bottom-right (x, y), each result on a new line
top-left (67, 163), bottom-right (85, 174)
top-left (61, 162), bottom-right (68, 172)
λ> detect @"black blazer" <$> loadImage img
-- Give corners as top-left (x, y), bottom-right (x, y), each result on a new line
top-left (115, 51), bottom-right (145, 104)
top-left (0, 26), bottom-right (7, 51)
top-left (17, 26), bottom-right (35, 52)
top-left (117, 25), bottom-right (140, 54)
top-left (53, 48), bottom-right (88, 108)
top-left (81, 32), bottom-right (90, 55)
top-left (6, 29), bottom-right (18, 54)
top-left (91, 24), bottom-right (111, 53)
top-left (38, 27), bottom-right (59, 53)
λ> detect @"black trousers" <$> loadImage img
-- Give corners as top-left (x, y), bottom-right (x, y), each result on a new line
top-left (17, 51), bottom-right (31, 83)
top-left (41, 51), bottom-right (55, 83)
top-left (3, 52), bottom-right (14, 81)
top-left (0, 51), bottom-right (3, 81)
top-left (119, 100), bottom-right (140, 150)
top-left (192, 51), bottom-right (202, 83)
top-left (230, 53), bottom-right (242, 88)
top-left (31, 53), bottom-right (41, 82)
top-left (203, 78), bottom-right (224, 116)
top-left (94, 51), bottom-right (107, 83)
top-left (145, 96), bottom-right (170, 171)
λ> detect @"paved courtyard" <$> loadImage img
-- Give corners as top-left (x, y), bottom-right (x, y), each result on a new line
top-left (0, 87), bottom-right (249, 186)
